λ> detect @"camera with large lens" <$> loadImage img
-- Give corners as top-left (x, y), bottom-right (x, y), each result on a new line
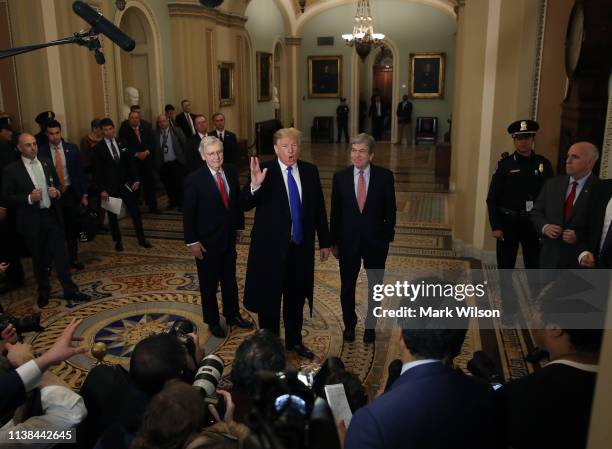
top-left (166, 319), bottom-right (196, 362)
top-left (244, 370), bottom-right (341, 449)
top-left (193, 354), bottom-right (226, 423)
top-left (0, 312), bottom-right (44, 335)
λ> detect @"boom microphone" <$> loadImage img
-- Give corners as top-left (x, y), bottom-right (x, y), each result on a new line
top-left (72, 1), bottom-right (135, 52)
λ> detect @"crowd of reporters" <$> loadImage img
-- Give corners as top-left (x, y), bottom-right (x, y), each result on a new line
top-left (0, 274), bottom-right (602, 449)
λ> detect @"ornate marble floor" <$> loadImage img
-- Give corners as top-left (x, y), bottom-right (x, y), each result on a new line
top-left (1, 142), bottom-right (536, 397)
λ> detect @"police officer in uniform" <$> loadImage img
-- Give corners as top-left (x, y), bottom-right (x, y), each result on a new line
top-left (487, 120), bottom-right (553, 269)
top-left (336, 98), bottom-right (349, 144)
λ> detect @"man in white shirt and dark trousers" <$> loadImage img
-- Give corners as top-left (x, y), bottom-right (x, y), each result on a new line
top-left (155, 114), bottom-right (186, 212)
top-left (1, 134), bottom-right (90, 308)
top-left (93, 118), bottom-right (151, 252)
top-left (38, 120), bottom-right (89, 270)
top-left (208, 113), bottom-right (239, 165)
top-left (183, 136), bottom-right (252, 338)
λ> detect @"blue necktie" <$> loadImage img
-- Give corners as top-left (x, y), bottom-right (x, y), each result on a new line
top-left (287, 166), bottom-right (302, 244)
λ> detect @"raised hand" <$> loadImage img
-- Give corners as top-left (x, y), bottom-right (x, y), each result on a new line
top-left (250, 157), bottom-right (268, 189)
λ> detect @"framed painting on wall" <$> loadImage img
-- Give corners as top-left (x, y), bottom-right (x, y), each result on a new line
top-left (257, 51), bottom-right (272, 101)
top-left (409, 52), bottom-right (445, 99)
top-left (308, 55), bottom-right (342, 98)
top-left (218, 61), bottom-right (234, 106)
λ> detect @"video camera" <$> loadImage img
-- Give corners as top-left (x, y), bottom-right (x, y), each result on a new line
top-left (244, 370), bottom-right (341, 449)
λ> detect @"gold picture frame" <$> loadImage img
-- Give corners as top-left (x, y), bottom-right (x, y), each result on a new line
top-left (218, 61), bottom-right (235, 106)
top-left (256, 51), bottom-right (272, 102)
top-left (308, 55), bottom-right (343, 98)
top-left (409, 52), bottom-right (445, 99)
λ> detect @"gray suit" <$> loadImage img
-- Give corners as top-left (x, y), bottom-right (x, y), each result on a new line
top-left (531, 174), bottom-right (597, 268)
top-left (154, 126), bottom-right (187, 208)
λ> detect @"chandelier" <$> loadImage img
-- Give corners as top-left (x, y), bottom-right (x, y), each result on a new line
top-left (342, 0), bottom-right (385, 60)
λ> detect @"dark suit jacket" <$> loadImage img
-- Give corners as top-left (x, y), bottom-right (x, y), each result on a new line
top-left (208, 129), bottom-right (238, 164)
top-left (396, 100), bottom-right (412, 122)
top-left (330, 164), bottom-right (396, 256)
top-left (183, 163), bottom-right (244, 256)
top-left (1, 157), bottom-right (63, 236)
top-left (153, 126), bottom-right (186, 169)
top-left (579, 179), bottom-right (612, 268)
top-left (345, 362), bottom-right (499, 449)
top-left (499, 363), bottom-right (597, 449)
top-left (184, 133), bottom-right (206, 173)
top-left (92, 138), bottom-right (139, 196)
top-left (175, 112), bottom-right (197, 138)
top-left (118, 122), bottom-right (157, 171)
top-left (531, 174), bottom-right (598, 268)
top-left (368, 100), bottom-right (389, 119)
top-left (38, 141), bottom-right (87, 197)
top-left (241, 159), bottom-right (331, 313)
top-left (0, 140), bottom-right (20, 208)
top-left (0, 370), bottom-right (26, 413)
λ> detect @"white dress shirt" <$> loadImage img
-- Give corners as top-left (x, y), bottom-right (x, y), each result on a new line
top-left (104, 138), bottom-right (121, 160)
top-left (22, 157), bottom-right (51, 208)
top-left (400, 359), bottom-right (439, 375)
top-left (277, 159), bottom-right (302, 202)
top-left (0, 385), bottom-right (87, 448)
top-left (599, 197), bottom-right (612, 253)
top-left (353, 164), bottom-right (371, 198)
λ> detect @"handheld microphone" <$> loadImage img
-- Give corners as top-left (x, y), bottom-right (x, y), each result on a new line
top-left (72, 1), bottom-right (135, 52)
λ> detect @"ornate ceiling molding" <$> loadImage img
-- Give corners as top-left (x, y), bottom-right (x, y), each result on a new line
top-left (168, 2), bottom-right (247, 29)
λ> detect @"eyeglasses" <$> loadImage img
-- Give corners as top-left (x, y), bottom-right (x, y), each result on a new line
top-left (205, 150), bottom-right (223, 157)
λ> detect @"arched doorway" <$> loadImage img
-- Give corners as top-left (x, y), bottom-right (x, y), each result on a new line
top-left (372, 46), bottom-right (393, 142)
top-left (114, 3), bottom-right (163, 123)
top-left (272, 39), bottom-right (289, 126)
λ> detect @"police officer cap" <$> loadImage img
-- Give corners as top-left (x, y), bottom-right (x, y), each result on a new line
top-left (35, 110), bottom-right (55, 125)
top-left (507, 119), bottom-right (539, 137)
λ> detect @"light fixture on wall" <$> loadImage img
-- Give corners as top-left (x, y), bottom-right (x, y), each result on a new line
top-left (115, 0), bottom-right (126, 11)
top-left (341, 0), bottom-right (385, 60)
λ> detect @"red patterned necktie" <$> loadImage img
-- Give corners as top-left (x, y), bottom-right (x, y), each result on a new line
top-left (357, 170), bottom-right (366, 212)
top-left (216, 172), bottom-right (229, 209)
top-left (564, 181), bottom-right (578, 220)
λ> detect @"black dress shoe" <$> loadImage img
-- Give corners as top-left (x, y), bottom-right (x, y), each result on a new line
top-left (226, 315), bottom-right (254, 329)
top-left (343, 327), bottom-right (355, 342)
top-left (525, 347), bottom-right (550, 364)
top-left (291, 343), bottom-right (314, 359)
top-left (363, 329), bottom-right (376, 343)
top-left (139, 240), bottom-right (152, 249)
top-left (37, 295), bottom-right (50, 308)
top-left (209, 323), bottom-right (226, 338)
top-left (70, 261), bottom-right (85, 270)
top-left (65, 291), bottom-right (90, 302)
top-left (115, 241), bottom-right (124, 252)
